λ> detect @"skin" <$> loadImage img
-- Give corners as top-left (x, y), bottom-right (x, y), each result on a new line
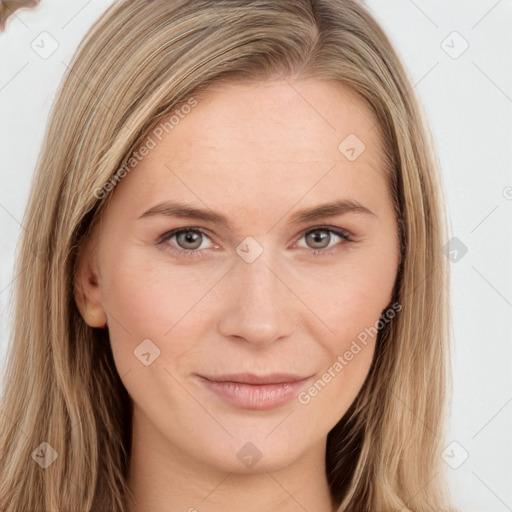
top-left (74, 79), bottom-right (400, 512)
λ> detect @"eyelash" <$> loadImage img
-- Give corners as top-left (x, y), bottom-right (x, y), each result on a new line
top-left (157, 226), bottom-right (353, 261)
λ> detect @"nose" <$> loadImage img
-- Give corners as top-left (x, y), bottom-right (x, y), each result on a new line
top-left (217, 247), bottom-right (295, 348)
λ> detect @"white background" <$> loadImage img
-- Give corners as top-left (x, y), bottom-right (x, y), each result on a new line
top-left (1, 1), bottom-right (511, 510)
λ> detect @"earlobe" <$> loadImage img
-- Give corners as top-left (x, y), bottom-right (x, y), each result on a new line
top-left (75, 281), bottom-right (108, 328)
top-left (73, 248), bottom-right (107, 329)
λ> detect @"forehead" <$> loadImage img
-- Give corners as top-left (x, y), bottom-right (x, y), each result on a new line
top-left (113, 79), bottom-right (389, 224)
top-left (156, 78), bottom-right (381, 167)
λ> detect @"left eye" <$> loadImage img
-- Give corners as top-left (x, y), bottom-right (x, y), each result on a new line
top-left (168, 229), bottom-right (213, 251)
top-left (157, 229), bottom-right (217, 260)
top-left (294, 227), bottom-right (352, 254)
top-left (158, 226), bottom-right (352, 259)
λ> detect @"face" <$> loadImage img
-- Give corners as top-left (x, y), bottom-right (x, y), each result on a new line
top-left (75, 79), bottom-right (400, 475)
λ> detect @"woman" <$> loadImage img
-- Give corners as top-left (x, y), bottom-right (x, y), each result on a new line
top-left (0, 1), bottom-right (456, 510)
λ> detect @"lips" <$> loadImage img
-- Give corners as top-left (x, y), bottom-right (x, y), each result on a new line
top-left (199, 373), bottom-right (309, 385)
top-left (196, 373), bottom-right (313, 410)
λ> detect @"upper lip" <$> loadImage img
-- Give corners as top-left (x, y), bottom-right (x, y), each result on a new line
top-left (198, 373), bottom-right (311, 385)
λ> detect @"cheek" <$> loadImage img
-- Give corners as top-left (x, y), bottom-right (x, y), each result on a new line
top-left (291, 244), bottom-right (397, 408)
top-left (298, 343), bottom-right (374, 427)
top-left (292, 247), bottom-right (397, 347)
top-left (99, 247), bottom-right (223, 364)
top-left (295, 264), bottom-right (392, 422)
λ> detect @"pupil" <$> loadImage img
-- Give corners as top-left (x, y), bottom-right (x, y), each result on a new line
top-left (308, 230), bottom-right (329, 248)
top-left (179, 231), bottom-right (201, 249)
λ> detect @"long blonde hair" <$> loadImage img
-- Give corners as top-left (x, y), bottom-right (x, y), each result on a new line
top-left (0, 1), bottom-right (456, 510)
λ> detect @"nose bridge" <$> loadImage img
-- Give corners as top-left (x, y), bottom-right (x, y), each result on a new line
top-left (239, 249), bottom-right (280, 306)
top-left (217, 242), bottom-right (294, 346)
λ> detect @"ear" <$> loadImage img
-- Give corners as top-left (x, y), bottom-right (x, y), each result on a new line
top-left (73, 237), bottom-right (107, 329)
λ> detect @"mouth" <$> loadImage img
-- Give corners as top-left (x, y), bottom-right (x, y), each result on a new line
top-left (196, 373), bottom-right (313, 410)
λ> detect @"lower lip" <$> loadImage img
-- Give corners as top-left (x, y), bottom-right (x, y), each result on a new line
top-left (198, 377), bottom-right (311, 410)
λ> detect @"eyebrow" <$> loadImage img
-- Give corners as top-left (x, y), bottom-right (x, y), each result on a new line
top-left (138, 199), bottom-right (376, 230)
